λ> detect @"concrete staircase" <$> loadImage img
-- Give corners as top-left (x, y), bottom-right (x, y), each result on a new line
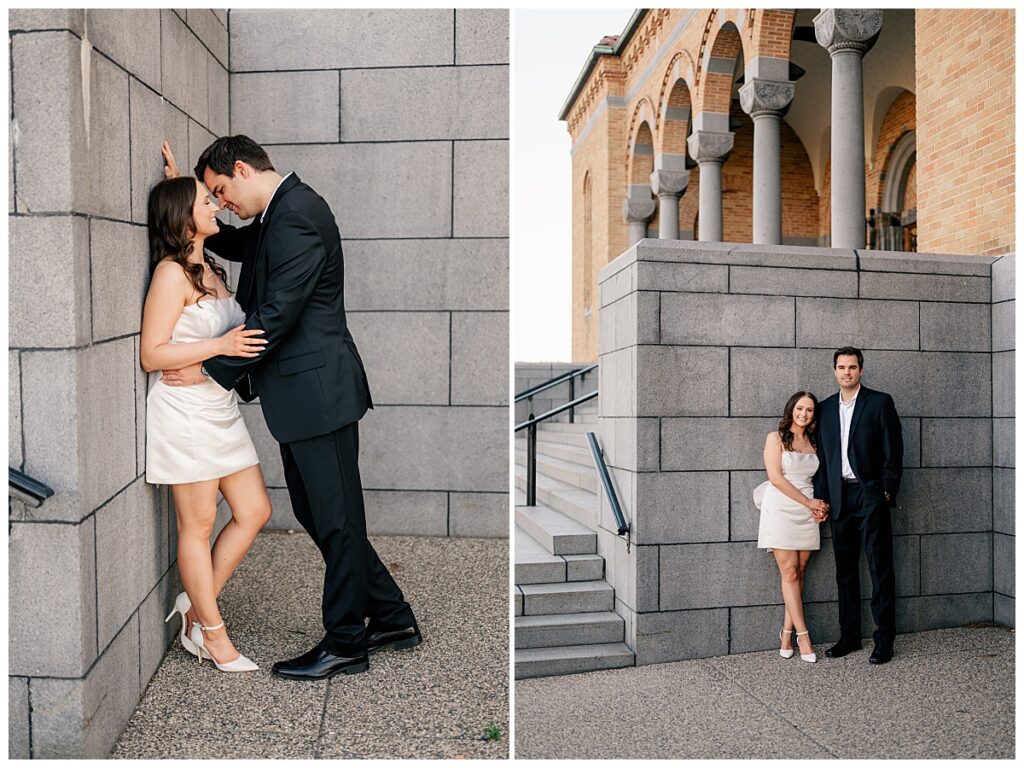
top-left (514, 401), bottom-right (635, 678)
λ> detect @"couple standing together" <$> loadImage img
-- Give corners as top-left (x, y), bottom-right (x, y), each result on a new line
top-left (755, 347), bottom-right (903, 665)
top-left (140, 135), bottom-right (420, 678)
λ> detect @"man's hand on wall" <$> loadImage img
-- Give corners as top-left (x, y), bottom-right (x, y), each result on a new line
top-left (162, 141), bottom-right (180, 179)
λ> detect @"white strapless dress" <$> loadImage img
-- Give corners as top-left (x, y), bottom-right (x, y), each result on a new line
top-left (145, 297), bottom-right (259, 485)
top-left (753, 451), bottom-right (821, 551)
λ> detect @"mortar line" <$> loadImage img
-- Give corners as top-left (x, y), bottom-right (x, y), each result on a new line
top-left (10, 31), bottom-right (18, 211)
top-left (127, 70), bottom-right (133, 220)
top-left (452, 8), bottom-right (457, 65)
top-left (27, 678), bottom-right (33, 758)
top-left (227, 10), bottom-right (232, 132)
top-left (18, 351), bottom-right (26, 472)
top-left (94, 512), bottom-right (99, 655)
top-left (232, 62), bottom-right (508, 75)
top-left (88, 217), bottom-right (95, 343)
top-left (450, 140), bottom-right (455, 237)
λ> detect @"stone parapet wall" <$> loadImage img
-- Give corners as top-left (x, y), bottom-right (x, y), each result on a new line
top-left (596, 239), bottom-right (1013, 665)
top-left (991, 254), bottom-right (1015, 626)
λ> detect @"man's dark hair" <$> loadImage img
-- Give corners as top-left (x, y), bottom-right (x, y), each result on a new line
top-left (833, 346), bottom-right (864, 368)
top-left (194, 135), bottom-right (275, 179)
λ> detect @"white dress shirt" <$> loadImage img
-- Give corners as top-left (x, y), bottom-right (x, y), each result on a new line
top-left (260, 172), bottom-right (293, 224)
top-left (838, 386), bottom-right (860, 480)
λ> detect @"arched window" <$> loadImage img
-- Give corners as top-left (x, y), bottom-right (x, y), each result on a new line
top-left (873, 130), bottom-right (916, 251)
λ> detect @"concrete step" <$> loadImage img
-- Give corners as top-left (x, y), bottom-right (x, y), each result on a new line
top-left (519, 580), bottom-right (614, 616)
top-left (514, 439), bottom-right (594, 468)
top-left (537, 421), bottom-right (593, 434)
top-left (515, 611), bottom-right (625, 649)
top-left (516, 430), bottom-right (590, 450)
top-left (515, 643), bottom-right (635, 679)
top-left (514, 501), bottom-right (596, 556)
top-left (514, 449), bottom-right (599, 494)
top-left (515, 467), bottom-right (599, 531)
top-left (562, 553), bottom-right (604, 582)
top-left (514, 526), bottom-right (566, 585)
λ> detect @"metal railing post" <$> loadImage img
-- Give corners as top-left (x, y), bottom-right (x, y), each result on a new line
top-left (568, 376), bottom-right (575, 423)
top-left (526, 415), bottom-right (537, 506)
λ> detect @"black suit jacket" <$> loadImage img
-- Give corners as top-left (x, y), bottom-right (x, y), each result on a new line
top-left (812, 385), bottom-right (903, 517)
top-left (202, 173), bottom-right (373, 444)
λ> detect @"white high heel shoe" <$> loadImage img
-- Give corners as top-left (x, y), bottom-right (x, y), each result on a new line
top-left (164, 592), bottom-right (200, 658)
top-left (779, 628), bottom-right (795, 659)
top-left (189, 621), bottom-right (259, 672)
top-left (796, 630), bottom-right (817, 663)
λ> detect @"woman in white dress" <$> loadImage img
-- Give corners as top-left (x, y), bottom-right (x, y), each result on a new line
top-left (141, 173), bottom-right (271, 672)
top-left (754, 391), bottom-right (830, 663)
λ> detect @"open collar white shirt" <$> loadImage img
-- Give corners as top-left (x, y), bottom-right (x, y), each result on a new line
top-left (260, 172), bottom-right (293, 224)
top-left (838, 385), bottom-right (861, 480)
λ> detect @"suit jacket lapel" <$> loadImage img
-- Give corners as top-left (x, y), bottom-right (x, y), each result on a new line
top-left (247, 173), bottom-right (303, 308)
top-left (848, 386), bottom-right (868, 440)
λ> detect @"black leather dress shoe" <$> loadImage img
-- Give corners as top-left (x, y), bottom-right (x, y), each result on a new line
top-left (272, 646), bottom-right (368, 680)
top-left (868, 646), bottom-right (893, 664)
top-left (366, 622), bottom-right (422, 654)
top-left (824, 640), bottom-right (863, 658)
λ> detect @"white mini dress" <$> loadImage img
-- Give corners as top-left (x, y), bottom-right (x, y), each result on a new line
top-left (753, 451), bottom-right (821, 551)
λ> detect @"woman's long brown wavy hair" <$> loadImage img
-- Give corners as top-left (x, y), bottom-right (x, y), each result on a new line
top-left (778, 391), bottom-right (818, 451)
top-left (147, 176), bottom-right (232, 300)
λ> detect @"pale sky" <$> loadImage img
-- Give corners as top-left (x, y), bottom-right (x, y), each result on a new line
top-left (511, 9), bottom-right (634, 363)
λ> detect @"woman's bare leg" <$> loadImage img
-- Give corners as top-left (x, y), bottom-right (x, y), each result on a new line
top-left (774, 548), bottom-right (812, 654)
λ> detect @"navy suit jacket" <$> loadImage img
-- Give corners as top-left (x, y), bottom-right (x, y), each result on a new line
top-left (812, 386), bottom-right (903, 518)
top-left (202, 173), bottom-right (373, 444)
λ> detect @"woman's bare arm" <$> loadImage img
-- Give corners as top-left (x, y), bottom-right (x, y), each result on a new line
top-left (763, 432), bottom-right (820, 509)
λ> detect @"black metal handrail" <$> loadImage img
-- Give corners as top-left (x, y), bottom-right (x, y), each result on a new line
top-left (586, 432), bottom-right (629, 537)
top-left (515, 391), bottom-right (598, 507)
top-left (9, 467), bottom-right (54, 508)
top-left (515, 363), bottom-right (597, 426)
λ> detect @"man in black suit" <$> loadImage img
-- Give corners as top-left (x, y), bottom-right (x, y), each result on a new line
top-left (162, 136), bottom-right (420, 679)
top-left (813, 347), bottom-right (903, 664)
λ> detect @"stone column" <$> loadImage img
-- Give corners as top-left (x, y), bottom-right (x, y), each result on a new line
top-left (649, 170), bottom-right (689, 240)
top-left (687, 130), bottom-right (734, 242)
top-left (624, 196), bottom-right (657, 246)
top-left (739, 78), bottom-right (795, 244)
top-left (815, 8), bottom-right (883, 249)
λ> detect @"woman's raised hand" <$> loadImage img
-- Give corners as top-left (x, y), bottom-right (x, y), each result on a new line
top-left (162, 141), bottom-right (180, 179)
top-left (218, 324), bottom-right (267, 357)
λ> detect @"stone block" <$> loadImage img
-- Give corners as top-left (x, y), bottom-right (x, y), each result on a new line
top-left (895, 468), bottom-right (992, 535)
top-left (449, 492), bottom-right (508, 537)
top-left (360, 405), bottom-right (505, 492)
top-left (659, 541), bottom-right (785, 609)
top-left (992, 300), bottom-right (1014, 353)
top-left (898, 592), bottom-right (993, 633)
top-left (238, 403), bottom-right (284, 486)
top-left (796, 298), bottom-right (919, 349)
top-left (858, 350), bottom-right (991, 418)
top-left (729, 470), bottom-right (765, 541)
top-left (730, 265), bottom-right (858, 298)
top-left (232, 71), bottom-right (339, 144)
top-left (634, 609), bottom-right (729, 664)
top-left (161, 9), bottom-right (208, 126)
top-left (993, 351), bottom-right (1014, 417)
top-left (135, 337), bottom-right (146, 476)
top-left (346, 311), bottom-right (450, 405)
top-left (9, 8), bottom-right (85, 32)
top-left (87, 9), bottom-right (161, 89)
top-left (598, 526), bottom-right (657, 612)
top-left (270, 143), bottom-right (452, 238)
top-left (920, 302), bottom-right (990, 352)
top-left (344, 239), bottom-right (507, 311)
top-left (634, 471), bottom-right (729, 545)
top-left (636, 261), bottom-right (730, 294)
top-left (456, 9), bottom-right (508, 64)
top-left (857, 534), bottom-right (920, 597)
top-left (363, 490), bottom-right (448, 537)
top-left (79, 339), bottom-right (138, 513)
top-left (858, 249), bottom-right (993, 277)
top-left (600, 262), bottom-right (636, 306)
top-left (188, 120), bottom-right (216, 178)
top-left (993, 467), bottom-right (1014, 535)
top-left (90, 220), bottom-right (150, 341)
top-left (597, 347), bottom-right (636, 418)
top-left (920, 418), bottom-right (991, 467)
top-left (729, 601), bottom-right (840, 653)
top-left (138, 568), bottom-right (176, 688)
top-left (230, 9), bottom-right (455, 70)
top-left (920, 532), bottom-right (992, 594)
top-left (186, 8), bottom-right (228, 67)
top-left (11, 32), bottom-right (88, 213)
top-left (208, 57), bottom-right (229, 138)
top-left (993, 418), bottom-right (1014, 467)
top-left (340, 66), bottom-right (507, 142)
top-left (9, 517), bottom-right (97, 677)
top-left (902, 417), bottom-right (921, 468)
top-left (85, 50), bottom-right (131, 221)
top-left (661, 417), bottom-right (776, 471)
top-left (730, 348), bottom-right (800, 417)
top-left (994, 593), bottom-right (1014, 628)
top-left (451, 311), bottom-right (508, 406)
top-left (599, 416), bottom-right (660, 472)
top-left (600, 291), bottom-right (660, 353)
top-left (31, 613), bottom-right (140, 759)
top-left (661, 293), bottom-right (794, 347)
top-left (129, 77), bottom-right (189, 225)
top-left (636, 240), bottom-right (852, 271)
top-left (991, 253), bottom-right (1015, 304)
top-left (9, 677), bottom-right (30, 759)
top-left (636, 345), bottom-right (728, 417)
top-left (95, 479), bottom-right (165, 649)
top-left (10, 352), bottom-right (22, 469)
top-left (9, 216), bottom-right (91, 347)
top-left (859, 272), bottom-right (990, 303)
top-left (454, 140), bottom-right (508, 237)
top-left (994, 532), bottom-right (1014, 598)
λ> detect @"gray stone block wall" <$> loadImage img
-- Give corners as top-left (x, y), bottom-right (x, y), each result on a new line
top-left (597, 240), bottom-right (1014, 666)
top-left (8, 9), bottom-right (225, 758)
top-left (226, 9), bottom-right (508, 539)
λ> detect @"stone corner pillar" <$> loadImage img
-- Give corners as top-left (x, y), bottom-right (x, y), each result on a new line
top-left (686, 130), bottom-right (734, 242)
top-left (815, 8), bottom-right (883, 249)
top-left (648, 169), bottom-right (689, 241)
top-left (624, 196), bottom-right (657, 246)
top-left (739, 78), bottom-right (795, 245)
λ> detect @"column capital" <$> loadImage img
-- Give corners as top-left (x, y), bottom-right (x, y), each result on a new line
top-left (687, 130), bottom-right (734, 165)
top-left (649, 169), bottom-right (689, 198)
top-left (624, 196), bottom-right (656, 223)
top-left (739, 78), bottom-right (795, 119)
top-left (814, 9), bottom-right (882, 56)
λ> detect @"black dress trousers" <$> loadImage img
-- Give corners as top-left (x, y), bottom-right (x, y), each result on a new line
top-left (830, 481), bottom-right (897, 648)
top-left (280, 421), bottom-right (415, 654)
